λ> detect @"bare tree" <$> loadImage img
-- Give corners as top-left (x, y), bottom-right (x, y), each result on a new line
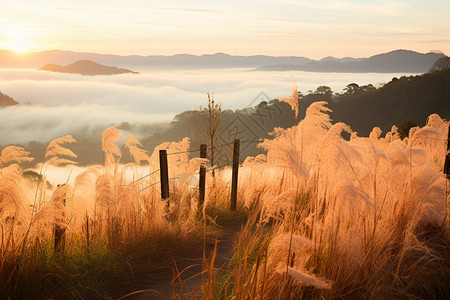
top-left (191, 93), bottom-right (224, 177)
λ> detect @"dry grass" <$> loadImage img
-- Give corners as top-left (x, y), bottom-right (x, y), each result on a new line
top-left (195, 96), bottom-right (449, 299)
top-left (0, 93), bottom-right (449, 299)
top-left (0, 128), bottom-right (220, 299)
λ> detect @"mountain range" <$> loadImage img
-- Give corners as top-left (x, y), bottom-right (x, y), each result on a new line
top-left (256, 50), bottom-right (445, 73)
top-left (0, 49), bottom-right (445, 73)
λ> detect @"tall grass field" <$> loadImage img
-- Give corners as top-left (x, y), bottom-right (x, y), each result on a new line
top-left (0, 92), bottom-right (448, 299)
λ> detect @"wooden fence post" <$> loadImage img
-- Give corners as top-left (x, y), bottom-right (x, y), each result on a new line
top-left (199, 144), bottom-right (207, 210)
top-left (444, 124), bottom-right (450, 178)
top-left (159, 150), bottom-right (170, 203)
top-left (230, 139), bottom-right (240, 211)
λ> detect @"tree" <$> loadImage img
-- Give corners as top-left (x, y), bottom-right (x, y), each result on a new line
top-left (312, 86), bottom-right (333, 101)
top-left (315, 85), bottom-right (333, 96)
top-left (398, 117), bottom-right (418, 139)
top-left (191, 93), bottom-right (224, 177)
top-left (343, 83), bottom-right (376, 97)
top-left (343, 83), bottom-right (360, 95)
top-left (361, 84), bottom-right (376, 92)
top-left (429, 56), bottom-right (450, 72)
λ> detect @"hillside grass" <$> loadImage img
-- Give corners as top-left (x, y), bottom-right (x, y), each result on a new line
top-left (0, 97), bottom-right (449, 299)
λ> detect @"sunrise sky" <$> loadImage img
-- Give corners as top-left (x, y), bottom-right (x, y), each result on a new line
top-left (1, 0), bottom-right (449, 58)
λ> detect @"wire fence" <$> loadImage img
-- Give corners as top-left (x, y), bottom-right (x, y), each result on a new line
top-left (121, 139), bottom-right (261, 193)
top-left (121, 168), bottom-right (160, 186)
top-left (126, 132), bottom-right (450, 194)
top-left (166, 148), bottom-right (201, 156)
top-left (138, 181), bottom-right (160, 193)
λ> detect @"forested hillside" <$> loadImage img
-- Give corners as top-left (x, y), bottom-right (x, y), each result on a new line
top-left (142, 69), bottom-right (450, 161)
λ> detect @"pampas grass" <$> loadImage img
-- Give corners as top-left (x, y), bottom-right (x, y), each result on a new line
top-left (0, 128), bottom-right (214, 299)
top-left (0, 91), bottom-right (448, 299)
top-left (278, 86), bottom-right (299, 118)
top-left (0, 146), bottom-right (33, 168)
top-left (198, 99), bottom-right (449, 299)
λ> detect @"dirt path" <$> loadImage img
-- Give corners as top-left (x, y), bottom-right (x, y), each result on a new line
top-left (112, 222), bottom-right (242, 300)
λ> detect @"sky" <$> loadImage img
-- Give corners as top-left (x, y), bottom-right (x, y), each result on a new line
top-left (0, 0), bottom-right (449, 58)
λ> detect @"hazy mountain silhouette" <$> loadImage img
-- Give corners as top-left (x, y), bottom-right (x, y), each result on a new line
top-left (0, 91), bottom-right (19, 107)
top-left (38, 60), bottom-right (138, 75)
top-left (1, 49), bottom-right (443, 72)
top-left (0, 50), bottom-right (313, 69)
top-left (319, 56), bottom-right (365, 63)
top-left (256, 50), bottom-right (446, 73)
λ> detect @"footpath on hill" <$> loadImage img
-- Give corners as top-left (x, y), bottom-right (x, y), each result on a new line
top-left (110, 221), bottom-right (243, 300)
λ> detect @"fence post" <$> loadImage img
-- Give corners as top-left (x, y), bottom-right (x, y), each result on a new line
top-left (230, 139), bottom-right (240, 211)
top-left (199, 144), bottom-right (207, 210)
top-left (54, 184), bottom-right (66, 253)
top-left (159, 150), bottom-right (170, 204)
top-left (444, 124), bottom-right (450, 178)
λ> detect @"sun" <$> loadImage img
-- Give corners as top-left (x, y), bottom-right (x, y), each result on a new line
top-left (4, 28), bottom-right (32, 53)
top-left (9, 38), bottom-right (31, 52)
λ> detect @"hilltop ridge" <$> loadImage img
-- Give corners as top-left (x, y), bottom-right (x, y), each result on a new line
top-left (0, 91), bottom-right (19, 107)
top-left (256, 50), bottom-right (446, 73)
top-left (38, 60), bottom-right (138, 76)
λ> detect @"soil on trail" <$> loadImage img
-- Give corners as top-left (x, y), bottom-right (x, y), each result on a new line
top-left (111, 222), bottom-right (242, 300)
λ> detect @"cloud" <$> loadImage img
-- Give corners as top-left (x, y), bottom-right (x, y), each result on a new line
top-left (0, 68), bottom-right (409, 146)
top-left (154, 7), bottom-right (220, 13)
top-left (278, 0), bottom-right (408, 16)
top-left (0, 104), bottom-right (174, 144)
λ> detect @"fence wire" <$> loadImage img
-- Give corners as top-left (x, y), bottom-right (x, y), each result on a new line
top-left (167, 148), bottom-right (201, 156)
top-left (121, 169), bottom-right (160, 187)
top-left (138, 181), bottom-right (161, 193)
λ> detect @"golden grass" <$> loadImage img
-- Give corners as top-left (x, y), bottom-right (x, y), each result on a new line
top-left (0, 96), bottom-right (448, 299)
top-left (195, 100), bottom-right (449, 299)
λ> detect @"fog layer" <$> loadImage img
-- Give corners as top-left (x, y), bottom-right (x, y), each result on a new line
top-left (0, 68), bottom-right (413, 145)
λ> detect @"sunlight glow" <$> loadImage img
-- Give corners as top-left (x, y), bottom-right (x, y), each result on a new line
top-left (5, 28), bottom-right (32, 52)
top-left (9, 38), bottom-right (30, 52)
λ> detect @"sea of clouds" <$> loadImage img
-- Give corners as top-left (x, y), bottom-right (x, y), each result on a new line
top-left (0, 68), bottom-right (412, 145)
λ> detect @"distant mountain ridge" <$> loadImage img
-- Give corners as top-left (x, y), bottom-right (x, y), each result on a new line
top-left (319, 56), bottom-right (365, 63)
top-left (0, 50), bottom-right (314, 69)
top-left (256, 50), bottom-right (446, 73)
top-left (0, 49), bottom-right (445, 73)
top-left (39, 60), bottom-right (138, 75)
